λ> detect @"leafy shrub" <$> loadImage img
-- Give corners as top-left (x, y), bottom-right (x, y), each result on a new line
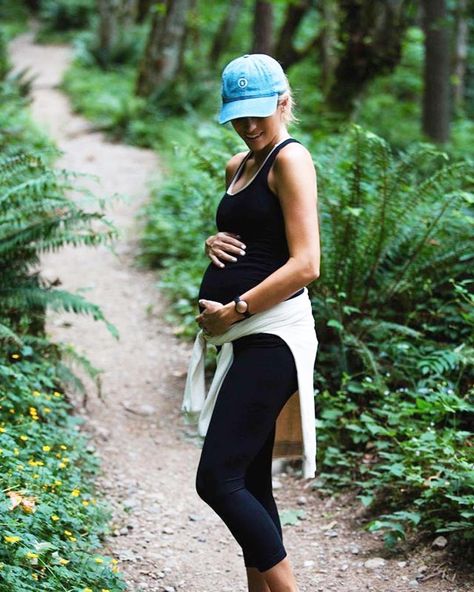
top-left (0, 350), bottom-right (126, 590)
top-left (38, 0), bottom-right (94, 33)
top-left (315, 377), bottom-right (474, 549)
top-left (72, 26), bottom-right (148, 70)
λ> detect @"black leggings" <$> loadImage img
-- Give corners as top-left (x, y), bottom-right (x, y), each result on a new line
top-left (195, 333), bottom-right (298, 572)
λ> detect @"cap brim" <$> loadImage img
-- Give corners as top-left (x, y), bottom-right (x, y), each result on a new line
top-left (218, 95), bottom-right (278, 124)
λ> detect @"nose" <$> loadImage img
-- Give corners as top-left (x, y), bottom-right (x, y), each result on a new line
top-left (242, 117), bottom-right (257, 131)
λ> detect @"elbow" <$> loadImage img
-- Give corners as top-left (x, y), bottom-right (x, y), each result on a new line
top-left (299, 260), bottom-right (320, 284)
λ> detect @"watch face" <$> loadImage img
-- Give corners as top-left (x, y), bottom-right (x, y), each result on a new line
top-left (236, 299), bottom-right (248, 313)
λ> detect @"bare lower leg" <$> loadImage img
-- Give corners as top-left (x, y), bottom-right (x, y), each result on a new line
top-left (260, 556), bottom-right (299, 592)
top-left (246, 567), bottom-right (271, 592)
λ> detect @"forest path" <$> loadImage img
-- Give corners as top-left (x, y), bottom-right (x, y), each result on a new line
top-left (8, 29), bottom-right (469, 592)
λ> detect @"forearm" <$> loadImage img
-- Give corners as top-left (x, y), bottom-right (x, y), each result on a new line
top-left (241, 258), bottom-right (318, 313)
top-left (218, 257), bottom-right (319, 325)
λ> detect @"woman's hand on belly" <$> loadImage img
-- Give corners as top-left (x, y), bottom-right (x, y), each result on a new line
top-left (205, 232), bottom-right (246, 268)
top-left (196, 298), bottom-right (242, 336)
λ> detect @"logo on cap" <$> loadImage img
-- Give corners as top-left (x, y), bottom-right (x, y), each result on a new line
top-left (237, 77), bottom-right (248, 88)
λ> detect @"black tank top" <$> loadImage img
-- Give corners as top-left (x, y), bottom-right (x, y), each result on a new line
top-left (198, 137), bottom-right (304, 309)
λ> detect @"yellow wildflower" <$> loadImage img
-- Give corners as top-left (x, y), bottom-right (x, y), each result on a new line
top-left (0, 427), bottom-right (5, 433)
top-left (11, 353), bottom-right (20, 359)
top-left (53, 391), bottom-right (62, 397)
top-left (4, 535), bottom-right (21, 543)
top-left (64, 530), bottom-right (72, 536)
top-left (84, 588), bottom-right (93, 592)
top-left (82, 500), bottom-right (89, 506)
top-left (58, 462), bottom-right (67, 469)
top-left (95, 557), bottom-right (104, 564)
top-left (59, 558), bottom-right (69, 565)
top-left (43, 407), bottom-right (52, 414)
top-left (26, 552), bottom-right (39, 559)
top-left (111, 559), bottom-right (118, 564)
top-left (60, 444), bottom-right (67, 450)
top-left (69, 536), bottom-right (77, 542)
top-left (32, 573), bottom-right (39, 580)
top-left (51, 515), bottom-right (60, 521)
top-left (42, 445), bottom-right (51, 452)
top-left (32, 390), bottom-right (41, 397)
top-left (55, 480), bottom-right (62, 486)
top-left (14, 447), bottom-right (19, 455)
top-left (19, 435), bottom-right (28, 441)
top-left (71, 489), bottom-right (80, 497)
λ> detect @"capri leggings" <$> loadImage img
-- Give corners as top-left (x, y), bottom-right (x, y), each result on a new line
top-left (195, 332), bottom-right (298, 572)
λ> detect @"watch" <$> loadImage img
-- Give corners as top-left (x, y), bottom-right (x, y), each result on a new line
top-left (233, 296), bottom-right (252, 318)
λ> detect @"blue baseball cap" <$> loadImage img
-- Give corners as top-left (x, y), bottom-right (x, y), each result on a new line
top-left (218, 54), bottom-right (288, 124)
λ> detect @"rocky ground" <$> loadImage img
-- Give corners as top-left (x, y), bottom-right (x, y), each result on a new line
top-left (8, 28), bottom-right (473, 592)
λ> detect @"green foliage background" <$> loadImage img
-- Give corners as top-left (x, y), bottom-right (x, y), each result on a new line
top-left (1, 0), bottom-right (473, 567)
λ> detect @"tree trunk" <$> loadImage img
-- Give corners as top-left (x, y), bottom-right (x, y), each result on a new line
top-left (452, 0), bottom-right (469, 111)
top-left (274, 0), bottom-right (311, 69)
top-left (319, 0), bottom-right (339, 94)
top-left (135, 0), bottom-right (191, 98)
top-left (23, 0), bottom-right (40, 11)
top-left (326, 0), bottom-right (415, 115)
top-left (252, 0), bottom-right (274, 55)
top-left (421, 0), bottom-right (451, 142)
top-left (209, 0), bottom-right (244, 65)
top-left (136, 0), bottom-right (153, 23)
top-left (97, 0), bottom-right (119, 64)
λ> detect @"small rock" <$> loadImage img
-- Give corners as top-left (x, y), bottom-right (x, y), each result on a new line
top-left (340, 563), bottom-right (349, 571)
top-left (432, 535), bottom-right (448, 549)
top-left (408, 580), bottom-right (419, 589)
top-left (162, 527), bottom-right (174, 535)
top-left (163, 587), bottom-right (175, 592)
top-left (350, 545), bottom-right (360, 555)
top-left (324, 529), bottom-right (338, 537)
top-left (416, 564), bottom-right (428, 576)
top-left (119, 527), bottom-right (128, 535)
top-left (297, 496), bottom-right (307, 505)
top-left (188, 514), bottom-right (204, 521)
top-left (303, 560), bottom-right (314, 568)
top-left (123, 497), bottom-right (138, 510)
top-left (397, 561), bottom-right (407, 568)
top-left (272, 479), bottom-right (282, 489)
top-left (364, 557), bottom-right (386, 569)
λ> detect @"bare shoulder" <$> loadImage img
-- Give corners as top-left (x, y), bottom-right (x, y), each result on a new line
top-left (225, 151), bottom-right (248, 186)
top-left (270, 142), bottom-right (316, 195)
top-left (274, 141), bottom-right (315, 172)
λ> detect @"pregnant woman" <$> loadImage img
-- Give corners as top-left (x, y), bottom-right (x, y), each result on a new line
top-left (182, 54), bottom-right (320, 592)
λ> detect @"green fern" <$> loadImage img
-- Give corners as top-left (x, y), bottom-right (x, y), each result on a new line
top-left (0, 150), bottom-right (120, 345)
top-left (312, 124), bottom-right (474, 388)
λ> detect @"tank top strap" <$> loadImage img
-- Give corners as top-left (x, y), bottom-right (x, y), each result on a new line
top-left (259, 137), bottom-right (300, 178)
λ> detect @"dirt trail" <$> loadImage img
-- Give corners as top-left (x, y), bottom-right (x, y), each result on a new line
top-left (8, 30), bottom-right (472, 592)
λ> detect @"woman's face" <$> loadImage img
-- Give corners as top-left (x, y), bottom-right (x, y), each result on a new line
top-left (230, 100), bottom-right (287, 151)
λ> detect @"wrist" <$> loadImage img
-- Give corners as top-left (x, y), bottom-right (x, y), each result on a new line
top-left (222, 301), bottom-right (244, 324)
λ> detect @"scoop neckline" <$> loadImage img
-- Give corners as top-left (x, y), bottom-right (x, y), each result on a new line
top-left (226, 137), bottom-right (290, 196)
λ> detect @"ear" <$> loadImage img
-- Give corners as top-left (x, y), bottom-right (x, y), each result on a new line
top-left (278, 95), bottom-right (289, 111)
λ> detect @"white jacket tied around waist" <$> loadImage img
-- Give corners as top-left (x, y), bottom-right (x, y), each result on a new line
top-left (181, 287), bottom-right (319, 479)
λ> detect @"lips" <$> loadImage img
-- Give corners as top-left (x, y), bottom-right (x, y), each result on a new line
top-left (246, 132), bottom-right (263, 140)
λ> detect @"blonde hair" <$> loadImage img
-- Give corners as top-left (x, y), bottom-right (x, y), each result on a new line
top-left (277, 75), bottom-right (298, 126)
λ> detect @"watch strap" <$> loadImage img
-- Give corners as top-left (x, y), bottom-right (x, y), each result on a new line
top-left (233, 295), bottom-right (252, 318)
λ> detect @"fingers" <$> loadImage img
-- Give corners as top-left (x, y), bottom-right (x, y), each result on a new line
top-left (205, 232), bottom-right (247, 266)
top-left (210, 254), bottom-right (225, 268)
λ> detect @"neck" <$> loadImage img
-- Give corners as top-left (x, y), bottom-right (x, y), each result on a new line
top-left (252, 131), bottom-right (290, 166)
